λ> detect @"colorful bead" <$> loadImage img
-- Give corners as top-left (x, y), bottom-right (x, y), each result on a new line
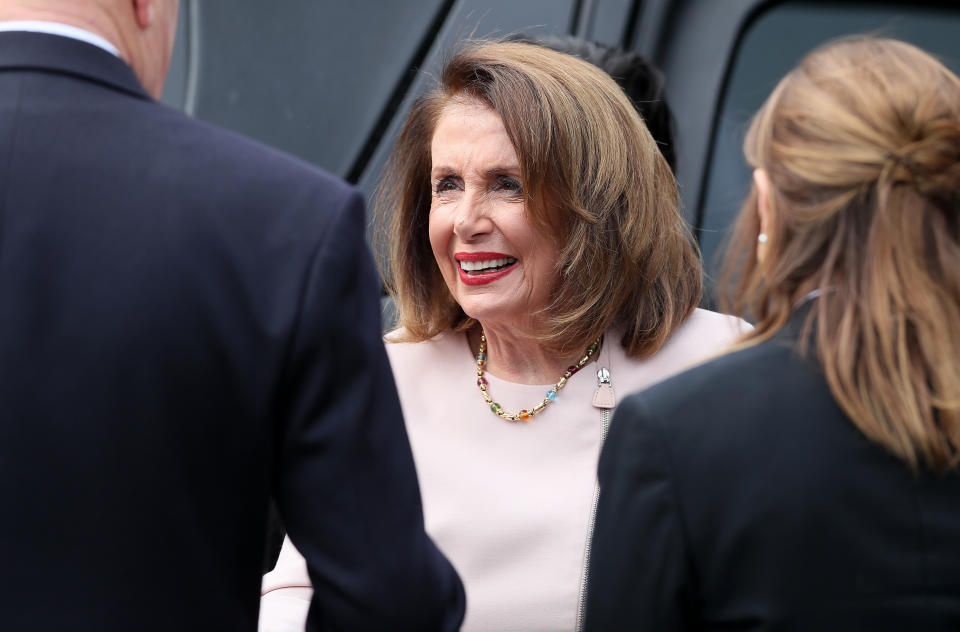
top-left (477, 330), bottom-right (600, 423)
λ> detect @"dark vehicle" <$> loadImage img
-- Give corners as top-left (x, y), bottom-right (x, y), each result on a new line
top-left (162, 0), bottom-right (960, 293)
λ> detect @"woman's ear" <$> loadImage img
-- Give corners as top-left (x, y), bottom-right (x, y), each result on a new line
top-left (753, 168), bottom-right (773, 262)
top-left (753, 168), bottom-right (773, 233)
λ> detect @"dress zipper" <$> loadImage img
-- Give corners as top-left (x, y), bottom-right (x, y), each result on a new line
top-left (575, 368), bottom-right (613, 631)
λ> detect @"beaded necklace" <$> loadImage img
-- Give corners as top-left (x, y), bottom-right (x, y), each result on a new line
top-left (475, 332), bottom-right (600, 422)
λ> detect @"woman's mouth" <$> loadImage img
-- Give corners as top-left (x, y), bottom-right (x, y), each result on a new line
top-left (456, 253), bottom-right (518, 285)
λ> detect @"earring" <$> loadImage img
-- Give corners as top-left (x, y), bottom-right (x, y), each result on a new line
top-left (757, 233), bottom-right (769, 244)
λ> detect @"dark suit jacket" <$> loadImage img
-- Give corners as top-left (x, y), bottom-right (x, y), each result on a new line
top-left (0, 32), bottom-right (463, 630)
top-left (585, 314), bottom-right (960, 631)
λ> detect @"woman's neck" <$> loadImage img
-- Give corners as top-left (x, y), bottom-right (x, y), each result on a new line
top-left (468, 323), bottom-right (591, 385)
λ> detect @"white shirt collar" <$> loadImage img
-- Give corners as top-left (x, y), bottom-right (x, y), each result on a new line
top-left (0, 20), bottom-right (121, 58)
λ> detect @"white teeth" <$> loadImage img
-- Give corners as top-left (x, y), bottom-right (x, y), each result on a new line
top-left (459, 257), bottom-right (517, 272)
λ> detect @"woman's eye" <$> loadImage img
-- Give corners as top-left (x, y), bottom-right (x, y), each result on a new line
top-left (433, 177), bottom-right (459, 194)
top-left (496, 176), bottom-right (523, 194)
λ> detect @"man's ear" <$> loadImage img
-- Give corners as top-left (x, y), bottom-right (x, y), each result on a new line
top-left (133, 0), bottom-right (154, 29)
top-left (753, 168), bottom-right (773, 235)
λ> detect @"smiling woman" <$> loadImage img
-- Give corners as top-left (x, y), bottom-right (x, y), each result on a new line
top-left (428, 98), bottom-right (560, 340)
top-left (259, 41), bottom-right (748, 631)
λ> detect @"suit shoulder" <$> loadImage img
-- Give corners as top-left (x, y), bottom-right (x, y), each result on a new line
top-left (626, 337), bottom-right (823, 429)
top-left (147, 103), bottom-right (355, 205)
top-left (661, 337), bottom-right (796, 387)
top-left (611, 338), bottom-right (837, 488)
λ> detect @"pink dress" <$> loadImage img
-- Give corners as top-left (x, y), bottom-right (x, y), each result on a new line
top-left (260, 309), bottom-right (746, 631)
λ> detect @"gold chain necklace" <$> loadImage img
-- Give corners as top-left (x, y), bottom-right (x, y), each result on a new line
top-left (475, 332), bottom-right (600, 422)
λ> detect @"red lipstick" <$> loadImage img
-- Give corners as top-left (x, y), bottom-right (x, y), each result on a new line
top-left (455, 251), bottom-right (518, 286)
top-left (455, 251), bottom-right (513, 261)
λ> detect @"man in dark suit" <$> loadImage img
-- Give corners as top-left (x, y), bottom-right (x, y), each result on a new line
top-left (584, 314), bottom-right (960, 630)
top-left (0, 0), bottom-right (464, 629)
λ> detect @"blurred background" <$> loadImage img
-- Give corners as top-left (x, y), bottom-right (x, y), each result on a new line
top-left (160, 0), bottom-right (960, 299)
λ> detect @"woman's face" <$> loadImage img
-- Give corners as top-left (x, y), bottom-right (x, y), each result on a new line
top-left (428, 99), bottom-right (560, 331)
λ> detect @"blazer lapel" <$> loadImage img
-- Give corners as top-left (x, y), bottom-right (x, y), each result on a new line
top-left (0, 30), bottom-right (150, 101)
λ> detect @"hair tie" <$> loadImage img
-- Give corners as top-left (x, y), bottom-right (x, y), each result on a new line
top-left (884, 150), bottom-right (917, 174)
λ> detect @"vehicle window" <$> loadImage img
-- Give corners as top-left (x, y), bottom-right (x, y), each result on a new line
top-left (161, 0), bottom-right (577, 184)
top-left (184, 1), bottom-right (453, 178)
top-left (698, 1), bottom-right (960, 289)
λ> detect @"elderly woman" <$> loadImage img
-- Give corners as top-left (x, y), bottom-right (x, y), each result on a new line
top-left (260, 42), bottom-right (743, 631)
top-left (585, 37), bottom-right (960, 630)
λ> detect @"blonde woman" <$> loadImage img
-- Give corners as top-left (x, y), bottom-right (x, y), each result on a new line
top-left (586, 37), bottom-right (960, 631)
top-left (260, 42), bottom-right (745, 631)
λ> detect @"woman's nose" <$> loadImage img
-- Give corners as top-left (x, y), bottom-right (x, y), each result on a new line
top-left (453, 191), bottom-right (494, 240)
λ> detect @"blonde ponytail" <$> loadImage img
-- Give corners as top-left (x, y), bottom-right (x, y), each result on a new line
top-left (723, 37), bottom-right (960, 470)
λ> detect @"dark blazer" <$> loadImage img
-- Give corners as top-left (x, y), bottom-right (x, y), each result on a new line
top-left (585, 314), bottom-right (960, 631)
top-left (0, 32), bottom-right (463, 630)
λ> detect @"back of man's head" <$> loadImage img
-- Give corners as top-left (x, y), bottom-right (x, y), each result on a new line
top-left (0, 0), bottom-right (179, 98)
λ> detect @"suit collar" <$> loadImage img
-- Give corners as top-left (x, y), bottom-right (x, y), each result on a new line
top-left (0, 31), bottom-right (150, 101)
top-left (0, 21), bottom-right (121, 57)
top-left (769, 299), bottom-right (819, 359)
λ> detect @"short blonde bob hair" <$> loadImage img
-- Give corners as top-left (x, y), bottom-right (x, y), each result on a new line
top-left (375, 41), bottom-right (701, 357)
top-left (723, 37), bottom-right (960, 470)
